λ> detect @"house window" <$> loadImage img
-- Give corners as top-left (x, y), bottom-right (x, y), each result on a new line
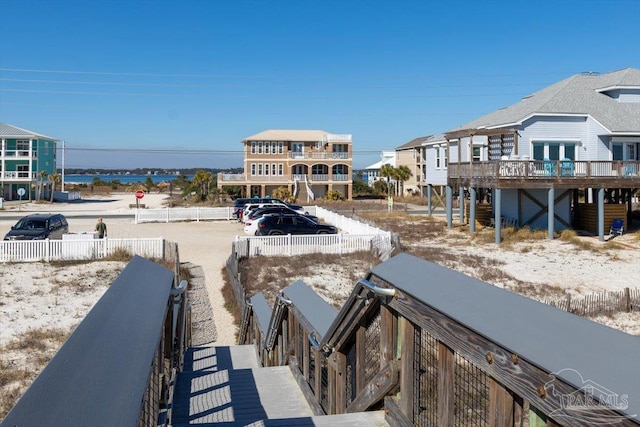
top-left (628, 144), bottom-right (636, 160)
top-left (17, 164), bottom-right (30, 178)
top-left (17, 140), bottom-right (30, 156)
top-left (278, 142), bottom-right (283, 154)
top-left (472, 146), bottom-right (482, 162)
top-left (532, 141), bottom-right (577, 160)
top-left (265, 142), bottom-right (270, 154)
top-left (251, 142), bottom-right (256, 154)
top-left (272, 164), bottom-right (277, 175)
top-left (272, 142), bottom-right (277, 154)
top-left (292, 143), bottom-right (304, 158)
top-left (257, 164), bottom-right (263, 175)
top-left (258, 142), bottom-right (263, 154)
top-left (436, 147), bottom-right (447, 169)
top-left (264, 163), bottom-right (269, 175)
top-left (278, 164), bottom-right (283, 175)
top-left (251, 163), bottom-right (256, 176)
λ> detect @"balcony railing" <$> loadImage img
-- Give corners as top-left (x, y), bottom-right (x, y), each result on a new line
top-left (449, 160), bottom-right (640, 180)
top-left (1, 171), bottom-right (37, 180)
top-left (287, 152), bottom-right (351, 160)
top-left (219, 173), bottom-right (353, 184)
top-left (1, 150), bottom-right (34, 158)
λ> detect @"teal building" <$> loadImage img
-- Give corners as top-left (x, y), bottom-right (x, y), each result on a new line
top-left (0, 123), bottom-right (58, 201)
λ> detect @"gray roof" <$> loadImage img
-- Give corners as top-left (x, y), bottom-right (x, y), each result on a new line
top-left (283, 280), bottom-right (338, 337)
top-left (395, 135), bottom-right (432, 150)
top-left (370, 253), bottom-right (640, 419)
top-left (448, 67), bottom-right (640, 134)
top-left (0, 122), bottom-right (58, 140)
top-left (243, 129), bottom-right (330, 142)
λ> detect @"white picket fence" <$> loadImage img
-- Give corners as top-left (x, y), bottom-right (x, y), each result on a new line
top-left (235, 232), bottom-right (392, 258)
top-left (0, 237), bottom-right (164, 263)
top-left (135, 207), bottom-right (235, 223)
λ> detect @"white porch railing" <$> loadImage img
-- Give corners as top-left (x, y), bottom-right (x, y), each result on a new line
top-left (0, 237), bottom-right (164, 263)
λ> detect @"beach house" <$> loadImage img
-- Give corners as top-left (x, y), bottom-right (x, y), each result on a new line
top-left (217, 129), bottom-right (353, 201)
top-left (0, 123), bottom-right (58, 202)
top-left (437, 67), bottom-right (640, 241)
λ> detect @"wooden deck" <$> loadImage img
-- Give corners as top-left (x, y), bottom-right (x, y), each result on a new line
top-left (171, 345), bottom-right (388, 426)
top-left (448, 160), bottom-right (640, 189)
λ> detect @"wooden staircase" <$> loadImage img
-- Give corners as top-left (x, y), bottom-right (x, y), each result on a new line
top-left (170, 345), bottom-right (388, 426)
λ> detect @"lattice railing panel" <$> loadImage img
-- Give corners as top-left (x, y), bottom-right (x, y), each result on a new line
top-left (413, 327), bottom-right (438, 427)
top-left (454, 353), bottom-right (488, 426)
top-left (363, 311), bottom-right (382, 384)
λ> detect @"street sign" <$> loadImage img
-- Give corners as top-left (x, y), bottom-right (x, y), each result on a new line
top-left (17, 188), bottom-right (25, 197)
top-left (135, 190), bottom-right (145, 200)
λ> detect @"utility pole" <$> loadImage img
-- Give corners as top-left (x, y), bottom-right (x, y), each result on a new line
top-left (61, 140), bottom-right (65, 192)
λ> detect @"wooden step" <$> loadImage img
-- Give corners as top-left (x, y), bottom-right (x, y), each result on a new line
top-left (182, 345), bottom-right (260, 373)
top-left (171, 410), bottom-right (389, 426)
top-left (172, 365), bottom-right (313, 424)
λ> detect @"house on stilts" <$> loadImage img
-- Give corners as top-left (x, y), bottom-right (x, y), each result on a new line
top-left (438, 67), bottom-right (640, 243)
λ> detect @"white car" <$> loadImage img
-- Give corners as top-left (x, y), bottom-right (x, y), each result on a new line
top-left (243, 215), bottom-right (267, 235)
top-left (242, 202), bottom-right (289, 223)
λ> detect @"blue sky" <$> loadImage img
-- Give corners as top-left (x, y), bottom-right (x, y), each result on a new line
top-left (1, 0), bottom-right (639, 170)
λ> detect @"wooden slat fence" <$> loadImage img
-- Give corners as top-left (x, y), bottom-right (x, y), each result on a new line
top-left (544, 287), bottom-right (639, 317)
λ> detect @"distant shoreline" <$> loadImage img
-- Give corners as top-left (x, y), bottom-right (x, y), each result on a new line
top-left (64, 174), bottom-right (194, 185)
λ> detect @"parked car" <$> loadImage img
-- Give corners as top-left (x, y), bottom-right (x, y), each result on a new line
top-left (232, 197), bottom-right (303, 220)
top-left (244, 208), bottom-right (318, 235)
top-left (256, 213), bottom-right (338, 236)
top-left (4, 213), bottom-right (69, 240)
top-left (246, 206), bottom-right (317, 224)
top-left (242, 203), bottom-right (307, 223)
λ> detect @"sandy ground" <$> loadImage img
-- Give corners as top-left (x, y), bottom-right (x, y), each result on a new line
top-left (1, 194), bottom-right (639, 347)
top-left (0, 193), bottom-right (241, 345)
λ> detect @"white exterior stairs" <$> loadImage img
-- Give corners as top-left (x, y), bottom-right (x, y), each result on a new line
top-left (170, 345), bottom-right (388, 426)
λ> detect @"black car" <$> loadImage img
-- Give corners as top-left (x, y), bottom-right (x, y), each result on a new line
top-left (256, 213), bottom-right (337, 236)
top-left (232, 197), bottom-right (303, 219)
top-left (4, 213), bottom-right (69, 240)
top-left (246, 206), bottom-right (317, 223)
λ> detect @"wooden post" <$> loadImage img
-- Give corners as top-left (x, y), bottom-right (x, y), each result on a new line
top-left (437, 341), bottom-right (454, 426)
top-left (488, 377), bottom-right (514, 426)
top-left (624, 287), bottom-right (631, 312)
top-left (355, 325), bottom-right (365, 394)
top-left (335, 352), bottom-right (347, 414)
top-left (328, 362), bottom-right (336, 414)
top-left (314, 348), bottom-right (322, 401)
top-left (399, 317), bottom-right (415, 420)
top-left (303, 334), bottom-right (310, 383)
top-left (380, 305), bottom-right (396, 367)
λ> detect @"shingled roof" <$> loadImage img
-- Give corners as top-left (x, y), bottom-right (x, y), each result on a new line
top-left (447, 67), bottom-right (640, 134)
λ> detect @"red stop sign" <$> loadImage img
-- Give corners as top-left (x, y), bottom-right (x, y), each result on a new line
top-left (135, 190), bottom-right (145, 199)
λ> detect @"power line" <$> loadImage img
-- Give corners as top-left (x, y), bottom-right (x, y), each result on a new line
top-left (0, 67), bottom-right (573, 80)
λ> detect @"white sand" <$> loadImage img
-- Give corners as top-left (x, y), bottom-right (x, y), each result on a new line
top-left (1, 194), bottom-right (639, 347)
top-left (0, 193), bottom-right (241, 345)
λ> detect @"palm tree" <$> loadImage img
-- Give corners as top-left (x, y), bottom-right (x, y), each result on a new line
top-left (192, 170), bottom-right (213, 201)
top-left (395, 165), bottom-right (412, 196)
top-left (379, 164), bottom-right (395, 196)
top-left (49, 173), bottom-right (60, 203)
top-left (37, 170), bottom-right (47, 200)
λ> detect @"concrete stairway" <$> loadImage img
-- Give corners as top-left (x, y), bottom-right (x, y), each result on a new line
top-left (170, 345), bottom-right (388, 426)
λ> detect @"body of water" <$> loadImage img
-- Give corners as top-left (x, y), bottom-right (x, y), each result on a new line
top-left (64, 174), bottom-right (194, 184)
